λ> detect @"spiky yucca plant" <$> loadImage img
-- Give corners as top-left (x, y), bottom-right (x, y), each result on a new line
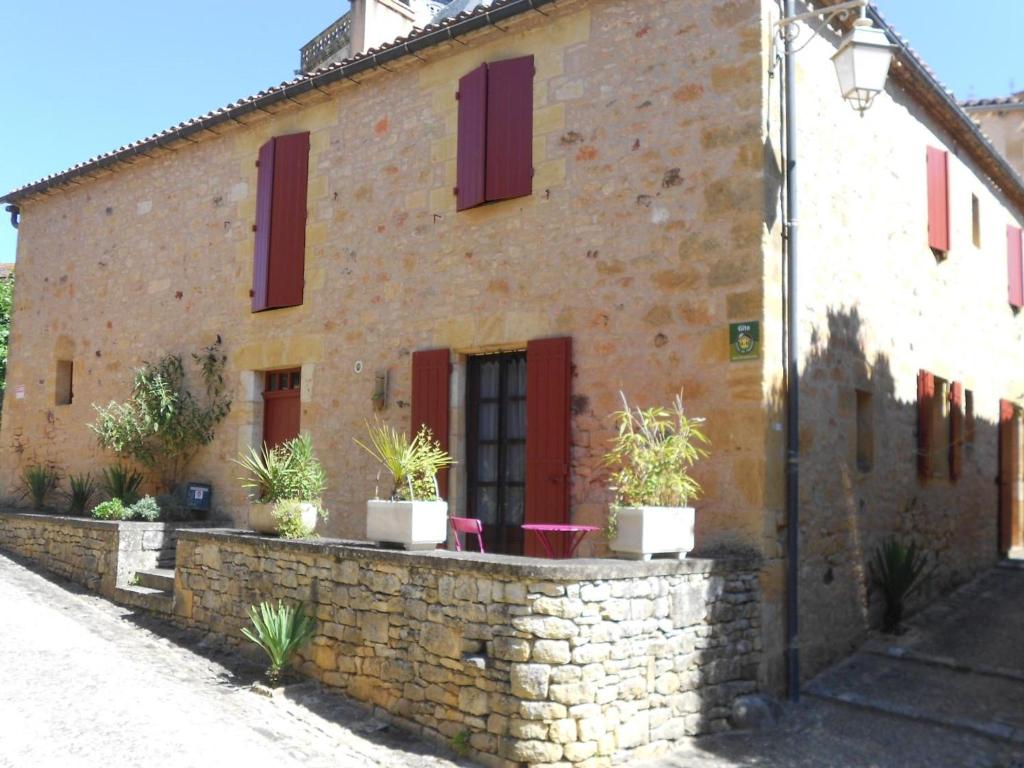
top-left (869, 538), bottom-right (931, 634)
top-left (65, 473), bottom-right (98, 516)
top-left (241, 600), bottom-right (316, 685)
top-left (354, 420), bottom-right (452, 501)
top-left (20, 464), bottom-right (59, 510)
top-left (101, 464), bottom-right (144, 506)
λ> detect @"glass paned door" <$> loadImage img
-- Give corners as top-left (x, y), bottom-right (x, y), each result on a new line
top-left (467, 353), bottom-right (526, 554)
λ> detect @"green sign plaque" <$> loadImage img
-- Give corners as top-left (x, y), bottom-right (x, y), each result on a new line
top-left (729, 321), bottom-right (760, 362)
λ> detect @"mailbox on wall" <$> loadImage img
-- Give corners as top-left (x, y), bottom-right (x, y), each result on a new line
top-left (186, 482), bottom-right (212, 516)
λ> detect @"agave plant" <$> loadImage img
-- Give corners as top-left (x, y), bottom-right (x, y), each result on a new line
top-left (869, 538), bottom-right (931, 634)
top-left (65, 472), bottom-right (98, 516)
top-left (234, 433), bottom-right (326, 507)
top-left (354, 420), bottom-right (452, 501)
top-left (101, 464), bottom-right (144, 506)
top-left (20, 464), bottom-right (59, 510)
top-left (241, 600), bottom-right (316, 685)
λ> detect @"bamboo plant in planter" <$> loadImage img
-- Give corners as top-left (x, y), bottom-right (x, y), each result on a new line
top-left (356, 420), bottom-right (453, 550)
top-left (604, 391), bottom-right (709, 560)
top-left (234, 433), bottom-right (327, 537)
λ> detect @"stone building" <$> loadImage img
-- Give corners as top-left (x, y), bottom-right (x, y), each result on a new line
top-left (963, 91), bottom-right (1024, 180)
top-left (2, 0), bottom-right (1023, 691)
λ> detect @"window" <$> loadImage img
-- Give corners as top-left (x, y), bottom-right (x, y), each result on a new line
top-left (456, 55), bottom-right (535, 211)
top-left (467, 352), bottom-right (527, 555)
top-left (262, 368), bottom-right (301, 448)
top-left (856, 389), bottom-right (873, 472)
top-left (1008, 225), bottom-right (1023, 309)
top-left (929, 376), bottom-right (950, 481)
top-left (926, 146), bottom-right (949, 254)
top-left (55, 360), bottom-right (73, 406)
top-left (251, 132), bottom-right (310, 312)
top-left (918, 371), bottom-right (965, 482)
top-left (965, 388), bottom-right (976, 458)
top-left (971, 194), bottom-right (981, 248)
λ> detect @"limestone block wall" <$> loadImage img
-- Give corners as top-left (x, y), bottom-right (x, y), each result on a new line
top-left (174, 530), bottom-right (761, 767)
top-left (0, 511), bottom-right (119, 596)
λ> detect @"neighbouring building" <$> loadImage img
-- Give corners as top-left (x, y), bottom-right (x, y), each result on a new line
top-left (2, 0), bottom-right (1023, 692)
top-left (963, 90), bottom-right (1024, 180)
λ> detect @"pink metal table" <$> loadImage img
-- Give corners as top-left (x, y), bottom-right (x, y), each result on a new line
top-left (522, 523), bottom-right (600, 559)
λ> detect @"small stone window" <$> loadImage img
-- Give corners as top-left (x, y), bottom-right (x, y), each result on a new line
top-left (55, 360), bottom-right (73, 406)
top-left (965, 388), bottom-right (976, 458)
top-left (856, 389), bottom-right (873, 472)
top-left (971, 194), bottom-right (981, 248)
top-left (930, 377), bottom-right (951, 481)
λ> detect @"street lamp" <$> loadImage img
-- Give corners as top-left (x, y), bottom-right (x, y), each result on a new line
top-left (775, 0), bottom-right (893, 705)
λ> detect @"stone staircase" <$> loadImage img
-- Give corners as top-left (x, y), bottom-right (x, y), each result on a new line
top-left (115, 567), bottom-right (175, 615)
top-left (806, 565), bottom-right (1024, 748)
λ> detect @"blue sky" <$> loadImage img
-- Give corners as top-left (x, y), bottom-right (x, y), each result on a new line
top-left (0, 1), bottom-right (1021, 264)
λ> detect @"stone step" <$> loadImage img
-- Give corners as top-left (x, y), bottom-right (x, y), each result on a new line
top-left (114, 585), bottom-right (173, 615)
top-left (806, 652), bottom-right (1024, 745)
top-left (135, 568), bottom-right (175, 592)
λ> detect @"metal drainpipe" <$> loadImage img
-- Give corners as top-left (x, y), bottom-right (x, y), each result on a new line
top-left (783, 0), bottom-right (801, 703)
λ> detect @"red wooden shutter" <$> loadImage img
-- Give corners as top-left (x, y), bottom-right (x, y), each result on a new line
top-left (1008, 225), bottom-right (1023, 309)
top-left (926, 146), bottom-right (949, 252)
top-left (949, 381), bottom-right (963, 481)
top-left (486, 55), bottom-right (534, 203)
top-left (265, 132), bottom-right (310, 309)
top-left (252, 138), bottom-right (276, 312)
top-left (917, 370), bottom-right (934, 480)
top-left (525, 337), bottom-right (572, 557)
top-left (999, 399), bottom-right (1015, 554)
top-left (411, 349), bottom-right (451, 499)
top-left (456, 65), bottom-right (488, 211)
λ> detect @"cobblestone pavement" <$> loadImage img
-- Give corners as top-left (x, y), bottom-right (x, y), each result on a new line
top-left (0, 553), bottom-right (470, 768)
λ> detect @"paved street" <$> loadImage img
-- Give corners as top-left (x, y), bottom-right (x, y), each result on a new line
top-left (0, 553), bottom-right (468, 768)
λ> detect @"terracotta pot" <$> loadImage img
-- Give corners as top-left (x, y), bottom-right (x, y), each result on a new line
top-left (248, 501), bottom-right (318, 535)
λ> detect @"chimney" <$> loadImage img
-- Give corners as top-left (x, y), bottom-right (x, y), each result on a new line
top-left (350, 0), bottom-right (434, 55)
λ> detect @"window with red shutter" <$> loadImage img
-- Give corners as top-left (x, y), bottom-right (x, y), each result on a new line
top-left (251, 132), bottom-right (310, 312)
top-left (917, 370), bottom-right (934, 480)
top-left (411, 349), bottom-right (451, 499)
top-left (926, 146), bottom-right (949, 253)
top-left (999, 399), bottom-right (1018, 554)
top-left (949, 381), bottom-right (963, 481)
top-left (1007, 225), bottom-right (1023, 309)
top-left (524, 337), bottom-right (572, 557)
top-left (455, 56), bottom-right (534, 211)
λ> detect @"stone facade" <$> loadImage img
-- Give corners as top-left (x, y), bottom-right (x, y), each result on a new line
top-left (173, 529), bottom-right (761, 767)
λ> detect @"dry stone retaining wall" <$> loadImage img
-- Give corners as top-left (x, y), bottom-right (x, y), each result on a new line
top-left (174, 530), bottom-right (761, 767)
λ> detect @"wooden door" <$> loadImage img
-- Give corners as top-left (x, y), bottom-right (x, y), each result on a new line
top-left (998, 400), bottom-right (1023, 556)
top-left (263, 369), bottom-right (301, 448)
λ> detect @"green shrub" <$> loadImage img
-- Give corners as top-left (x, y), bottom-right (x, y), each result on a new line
top-left (65, 473), bottom-right (98, 516)
top-left (235, 433), bottom-right (326, 507)
top-left (602, 391), bottom-right (709, 537)
top-left (101, 464), bottom-right (144, 506)
top-left (354, 420), bottom-right (452, 501)
top-left (273, 499), bottom-right (317, 539)
top-left (128, 496), bottom-right (161, 522)
top-left (20, 463), bottom-right (59, 510)
top-left (91, 499), bottom-right (127, 521)
top-left (870, 538), bottom-right (931, 634)
top-left (241, 600), bottom-right (316, 686)
top-left (90, 337), bottom-right (231, 491)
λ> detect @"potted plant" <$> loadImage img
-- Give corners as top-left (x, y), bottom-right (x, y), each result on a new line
top-left (355, 420), bottom-right (453, 550)
top-left (603, 390), bottom-right (709, 560)
top-left (235, 433), bottom-right (327, 536)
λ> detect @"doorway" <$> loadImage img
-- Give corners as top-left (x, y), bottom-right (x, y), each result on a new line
top-left (999, 400), bottom-right (1024, 557)
top-left (466, 352), bottom-right (526, 555)
top-left (263, 368), bottom-right (301, 448)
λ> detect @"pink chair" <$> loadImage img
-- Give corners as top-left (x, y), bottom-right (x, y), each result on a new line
top-left (450, 517), bottom-right (485, 553)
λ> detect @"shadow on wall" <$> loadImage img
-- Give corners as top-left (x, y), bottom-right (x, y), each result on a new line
top-left (770, 306), bottom-right (1002, 680)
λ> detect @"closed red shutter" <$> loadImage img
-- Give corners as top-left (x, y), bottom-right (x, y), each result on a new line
top-left (926, 146), bottom-right (949, 253)
top-left (456, 65), bottom-right (488, 212)
top-left (525, 337), bottom-right (572, 557)
top-left (252, 138), bottom-right (276, 312)
top-left (411, 349), bottom-right (451, 499)
top-left (266, 132), bottom-right (310, 309)
top-left (999, 399), bottom-right (1015, 554)
top-left (485, 55), bottom-right (534, 203)
top-left (1008, 225), bottom-right (1023, 309)
top-left (917, 370), bottom-right (934, 480)
top-left (950, 381), bottom-right (963, 481)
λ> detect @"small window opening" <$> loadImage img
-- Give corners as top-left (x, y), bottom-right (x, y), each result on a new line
top-left (856, 389), bottom-right (874, 472)
top-left (931, 377), bottom-right (951, 480)
top-left (971, 194), bottom-right (981, 248)
top-left (965, 389), bottom-right (975, 458)
top-left (56, 360), bottom-right (73, 406)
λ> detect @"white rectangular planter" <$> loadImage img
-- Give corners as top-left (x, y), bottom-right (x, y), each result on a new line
top-left (366, 499), bottom-right (448, 550)
top-left (609, 505), bottom-right (695, 561)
